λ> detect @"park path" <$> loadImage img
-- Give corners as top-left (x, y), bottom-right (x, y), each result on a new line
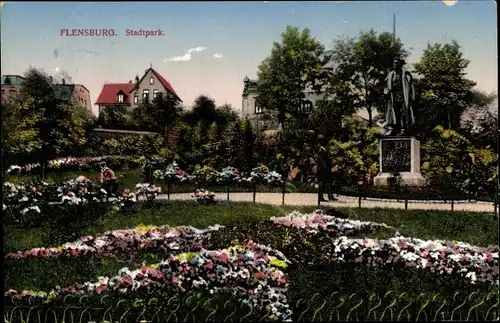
top-left (148, 192), bottom-right (497, 213)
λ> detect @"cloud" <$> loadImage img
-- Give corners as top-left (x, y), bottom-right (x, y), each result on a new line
top-left (164, 46), bottom-right (207, 63)
top-left (186, 46), bottom-right (207, 53)
top-left (213, 53), bottom-right (223, 59)
top-left (166, 53), bottom-right (192, 62)
top-left (442, 0), bottom-right (458, 6)
top-left (76, 49), bottom-right (99, 55)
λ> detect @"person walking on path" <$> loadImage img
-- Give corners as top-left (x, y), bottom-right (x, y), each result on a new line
top-left (317, 146), bottom-right (337, 202)
top-left (99, 162), bottom-right (118, 199)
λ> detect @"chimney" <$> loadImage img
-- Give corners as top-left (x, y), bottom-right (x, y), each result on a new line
top-left (49, 76), bottom-right (53, 83)
top-left (135, 75), bottom-right (139, 83)
top-left (129, 80), bottom-right (132, 83)
top-left (62, 79), bottom-right (65, 85)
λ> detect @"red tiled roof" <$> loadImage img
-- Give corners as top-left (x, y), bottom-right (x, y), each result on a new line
top-left (95, 83), bottom-right (135, 105)
top-left (96, 68), bottom-right (182, 105)
top-left (150, 68), bottom-right (181, 101)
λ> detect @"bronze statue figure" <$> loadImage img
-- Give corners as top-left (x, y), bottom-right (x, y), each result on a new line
top-left (383, 57), bottom-right (415, 137)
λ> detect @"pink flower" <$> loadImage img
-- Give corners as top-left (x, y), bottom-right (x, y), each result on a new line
top-left (95, 285), bottom-right (106, 294)
top-left (219, 252), bottom-right (229, 263)
top-left (248, 289), bottom-right (254, 295)
top-left (254, 271), bottom-right (268, 280)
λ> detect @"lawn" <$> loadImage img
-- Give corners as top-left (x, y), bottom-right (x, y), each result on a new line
top-left (4, 201), bottom-right (499, 321)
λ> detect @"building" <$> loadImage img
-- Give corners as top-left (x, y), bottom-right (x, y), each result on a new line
top-left (1, 75), bottom-right (26, 99)
top-left (95, 66), bottom-right (182, 115)
top-left (241, 76), bottom-right (376, 130)
top-left (241, 76), bottom-right (324, 130)
top-left (1, 74), bottom-right (92, 113)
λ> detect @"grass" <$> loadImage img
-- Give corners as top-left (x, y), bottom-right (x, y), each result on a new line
top-left (4, 201), bottom-right (498, 320)
top-left (4, 202), bottom-right (497, 254)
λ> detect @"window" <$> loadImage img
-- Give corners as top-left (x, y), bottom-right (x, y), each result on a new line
top-left (153, 89), bottom-right (160, 99)
top-left (143, 89), bottom-right (150, 102)
top-left (255, 103), bottom-right (263, 114)
top-left (150, 77), bottom-right (154, 85)
top-left (301, 100), bottom-right (312, 114)
top-left (134, 95), bottom-right (138, 104)
top-left (117, 93), bottom-right (124, 103)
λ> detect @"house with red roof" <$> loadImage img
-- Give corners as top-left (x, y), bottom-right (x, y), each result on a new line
top-left (95, 66), bottom-right (181, 115)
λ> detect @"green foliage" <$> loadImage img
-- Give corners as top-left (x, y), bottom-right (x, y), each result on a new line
top-left (87, 135), bottom-right (165, 157)
top-left (414, 40), bottom-right (477, 134)
top-left (256, 26), bottom-right (330, 128)
top-left (327, 30), bottom-right (410, 127)
top-left (97, 105), bottom-right (133, 130)
top-left (328, 119), bottom-right (381, 186)
top-left (2, 68), bottom-right (95, 175)
top-left (421, 126), bottom-right (497, 199)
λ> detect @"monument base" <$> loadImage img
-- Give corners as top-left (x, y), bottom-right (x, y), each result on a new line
top-left (374, 136), bottom-right (427, 188)
top-left (373, 172), bottom-right (426, 187)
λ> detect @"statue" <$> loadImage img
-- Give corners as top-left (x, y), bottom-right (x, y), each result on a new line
top-left (383, 57), bottom-right (415, 137)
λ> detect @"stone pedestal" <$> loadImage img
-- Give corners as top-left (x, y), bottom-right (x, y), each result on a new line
top-left (373, 136), bottom-right (426, 187)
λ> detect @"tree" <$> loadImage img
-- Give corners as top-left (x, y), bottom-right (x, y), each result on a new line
top-left (97, 105), bottom-right (132, 130)
top-left (1, 94), bottom-right (43, 167)
top-left (18, 68), bottom-right (92, 178)
top-left (460, 90), bottom-right (497, 151)
top-left (422, 126), bottom-right (497, 200)
top-left (151, 94), bottom-right (184, 136)
top-left (185, 95), bottom-right (218, 126)
top-left (215, 103), bottom-right (239, 131)
top-left (256, 26), bottom-right (330, 130)
top-left (309, 99), bottom-right (349, 139)
top-left (327, 30), bottom-right (410, 127)
top-left (413, 40), bottom-right (476, 135)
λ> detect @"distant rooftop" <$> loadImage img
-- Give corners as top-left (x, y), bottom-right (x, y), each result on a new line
top-left (1, 75), bottom-right (26, 86)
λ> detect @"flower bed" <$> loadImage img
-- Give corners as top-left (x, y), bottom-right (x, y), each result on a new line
top-left (270, 209), bottom-right (394, 235)
top-left (244, 165), bottom-right (283, 187)
top-left (329, 235), bottom-right (499, 285)
top-left (5, 224), bottom-right (224, 261)
top-left (192, 189), bottom-right (216, 205)
top-left (6, 155), bottom-right (146, 175)
top-left (5, 241), bottom-right (293, 321)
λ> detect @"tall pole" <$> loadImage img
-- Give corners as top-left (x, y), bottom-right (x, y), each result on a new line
top-left (393, 13), bottom-right (396, 45)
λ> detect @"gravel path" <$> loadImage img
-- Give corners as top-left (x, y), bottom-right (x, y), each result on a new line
top-left (145, 192), bottom-right (498, 213)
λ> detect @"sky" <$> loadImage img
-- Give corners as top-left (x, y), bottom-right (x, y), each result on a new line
top-left (1, 1), bottom-right (497, 117)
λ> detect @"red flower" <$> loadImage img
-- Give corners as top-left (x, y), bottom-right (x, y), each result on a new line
top-left (254, 271), bottom-right (268, 280)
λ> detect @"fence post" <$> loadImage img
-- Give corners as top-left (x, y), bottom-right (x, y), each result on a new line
top-left (167, 182), bottom-right (171, 201)
top-left (252, 182), bottom-right (256, 203)
top-left (451, 199), bottom-right (454, 211)
top-left (227, 185), bottom-right (230, 201)
top-left (405, 198), bottom-right (408, 210)
top-left (357, 182), bottom-right (362, 208)
top-left (282, 180), bottom-right (285, 205)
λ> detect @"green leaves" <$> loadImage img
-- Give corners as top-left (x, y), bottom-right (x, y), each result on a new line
top-left (256, 26), bottom-right (329, 128)
top-left (327, 29), bottom-right (410, 127)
